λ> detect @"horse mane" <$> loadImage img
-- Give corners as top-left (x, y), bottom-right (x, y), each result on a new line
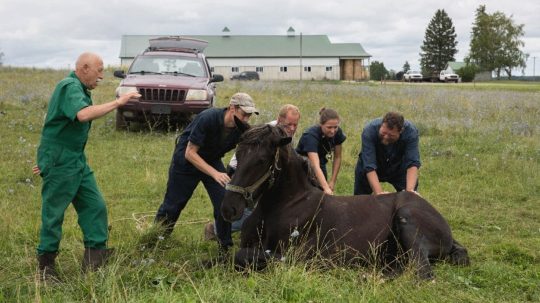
top-left (299, 154), bottom-right (323, 189)
top-left (237, 124), bottom-right (288, 151)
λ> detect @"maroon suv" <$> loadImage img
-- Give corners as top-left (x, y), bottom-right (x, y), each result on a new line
top-left (113, 37), bottom-right (223, 130)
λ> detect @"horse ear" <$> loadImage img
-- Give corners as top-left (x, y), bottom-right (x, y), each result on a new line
top-left (234, 115), bottom-right (251, 133)
top-left (279, 137), bottom-right (292, 146)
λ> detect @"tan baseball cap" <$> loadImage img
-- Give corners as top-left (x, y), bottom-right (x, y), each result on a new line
top-left (230, 92), bottom-right (259, 115)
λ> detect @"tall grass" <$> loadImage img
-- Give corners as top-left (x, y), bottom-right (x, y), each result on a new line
top-left (0, 68), bottom-right (538, 302)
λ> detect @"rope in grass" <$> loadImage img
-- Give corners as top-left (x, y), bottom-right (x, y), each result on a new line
top-left (109, 211), bottom-right (211, 231)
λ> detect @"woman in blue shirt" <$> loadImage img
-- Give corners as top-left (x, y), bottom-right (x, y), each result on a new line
top-left (296, 108), bottom-right (346, 195)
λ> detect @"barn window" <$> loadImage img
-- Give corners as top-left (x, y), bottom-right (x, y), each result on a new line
top-left (232, 67), bottom-right (239, 72)
top-left (256, 66), bottom-right (264, 72)
top-left (326, 66), bottom-right (333, 72)
top-left (280, 66), bottom-right (288, 72)
top-left (210, 67), bottom-right (215, 72)
top-left (304, 66), bottom-right (312, 72)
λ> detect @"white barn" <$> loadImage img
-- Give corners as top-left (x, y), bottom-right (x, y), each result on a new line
top-left (118, 28), bottom-right (371, 81)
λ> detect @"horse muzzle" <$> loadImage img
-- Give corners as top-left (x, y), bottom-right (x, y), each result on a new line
top-left (221, 193), bottom-right (247, 222)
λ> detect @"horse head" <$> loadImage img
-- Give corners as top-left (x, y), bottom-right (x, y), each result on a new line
top-left (221, 124), bottom-right (291, 221)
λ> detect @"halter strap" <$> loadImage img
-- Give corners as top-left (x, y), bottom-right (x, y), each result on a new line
top-left (225, 148), bottom-right (281, 208)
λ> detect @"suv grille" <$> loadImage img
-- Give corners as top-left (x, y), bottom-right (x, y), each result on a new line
top-left (138, 88), bottom-right (186, 102)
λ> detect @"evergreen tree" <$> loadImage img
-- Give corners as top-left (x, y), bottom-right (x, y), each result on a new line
top-left (468, 5), bottom-right (527, 79)
top-left (468, 5), bottom-right (494, 72)
top-left (403, 61), bottom-right (411, 73)
top-left (419, 9), bottom-right (458, 76)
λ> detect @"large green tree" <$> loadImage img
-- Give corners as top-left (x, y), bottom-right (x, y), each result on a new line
top-left (468, 5), bottom-right (527, 79)
top-left (369, 61), bottom-right (388, 81)
top-left (419, 9), bottom-right (458, 76)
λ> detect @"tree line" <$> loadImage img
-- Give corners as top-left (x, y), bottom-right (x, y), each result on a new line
top-left (370, 5), bottom-right (527, 81)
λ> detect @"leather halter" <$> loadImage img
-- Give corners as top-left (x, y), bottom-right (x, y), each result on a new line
top-left (225, 148), bottom-right (281, 208)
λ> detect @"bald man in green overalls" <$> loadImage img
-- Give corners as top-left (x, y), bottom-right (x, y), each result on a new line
top-left (34, 52), bottom-right (140, 280)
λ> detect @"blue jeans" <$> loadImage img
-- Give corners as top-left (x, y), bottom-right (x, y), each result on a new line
top-left (353, 159), bottom-right (418, 195)
top-left (156, 159), bottom-right (232, 247)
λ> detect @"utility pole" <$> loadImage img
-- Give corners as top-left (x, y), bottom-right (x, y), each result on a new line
top-left (533, 56), bottom-right (536, 80)
top-left (300, 32), bottom-right (303, 81)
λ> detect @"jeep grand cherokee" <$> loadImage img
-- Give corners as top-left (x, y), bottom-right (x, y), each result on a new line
top-left (114, 37), bottom-right (223, 130)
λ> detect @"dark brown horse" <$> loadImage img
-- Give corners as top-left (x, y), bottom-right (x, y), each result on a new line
top-left (221, 124), bottom-right (469, 279)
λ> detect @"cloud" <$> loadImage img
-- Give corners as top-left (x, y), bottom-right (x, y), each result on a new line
top-left (0, 0), bottom-right (538, 74)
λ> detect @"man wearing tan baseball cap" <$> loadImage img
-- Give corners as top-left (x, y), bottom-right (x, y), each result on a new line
top-left (153, 92), bottom-right (257, 253)
top-left (229, 92), bottom-right (259, 115)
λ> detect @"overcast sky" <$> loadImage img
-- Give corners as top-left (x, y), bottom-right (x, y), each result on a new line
top-left (1, 0), bottom-right (539, 75)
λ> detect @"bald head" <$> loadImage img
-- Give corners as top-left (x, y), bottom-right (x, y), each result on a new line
top-left (75, 52), bottom-right (104, 90)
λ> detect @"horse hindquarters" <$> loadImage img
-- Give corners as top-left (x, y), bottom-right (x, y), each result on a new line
top-left (394, 205), bottom-right (454, 280)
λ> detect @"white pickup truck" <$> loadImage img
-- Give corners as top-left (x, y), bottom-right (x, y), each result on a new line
top-left (439, 71), bottom-right (460, 83)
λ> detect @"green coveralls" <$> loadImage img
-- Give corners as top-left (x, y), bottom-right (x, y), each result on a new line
top-left (36, 72), bottom-right (108, 255)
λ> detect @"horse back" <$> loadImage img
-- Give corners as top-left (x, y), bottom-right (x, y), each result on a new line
top-left (312, 194), bottom-right (397, 256)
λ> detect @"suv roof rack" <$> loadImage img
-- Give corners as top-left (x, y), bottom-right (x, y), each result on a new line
top-left (148, 36), bottom-right (209, 52)
top-left (145, 47), bottom-right (200, 54)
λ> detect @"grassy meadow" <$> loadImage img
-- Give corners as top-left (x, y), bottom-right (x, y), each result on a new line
top-left (0, 67), bottom-right (539, 302)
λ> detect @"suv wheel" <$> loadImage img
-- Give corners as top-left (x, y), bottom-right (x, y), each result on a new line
top-left (115, 110), bottom-right (128, 131)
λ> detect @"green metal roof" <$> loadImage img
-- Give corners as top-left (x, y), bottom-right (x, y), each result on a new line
top-left (120, 35), bottom-right (371, 58)
top-left (447, 61), bottom-right (467, 71)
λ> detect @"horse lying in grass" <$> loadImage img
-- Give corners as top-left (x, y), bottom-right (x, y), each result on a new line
top-left (221, 124), bottom-right (469, 279)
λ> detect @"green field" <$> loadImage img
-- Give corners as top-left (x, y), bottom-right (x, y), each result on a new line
top-left (0, 67), bottom-right (539, 302)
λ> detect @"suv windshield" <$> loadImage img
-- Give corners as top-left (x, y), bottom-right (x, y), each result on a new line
top-left (129, 55), bottom-right (207, 77)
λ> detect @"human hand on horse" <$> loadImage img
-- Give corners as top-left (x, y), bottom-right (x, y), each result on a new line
top-left (323, 186), bottom-right (334, 195)
top-left (328, 180), bottom-right (336, 191)
top-left (405, 189), bottom-right (422, 197)
top-left (213, 172), bottom-right (231, 187)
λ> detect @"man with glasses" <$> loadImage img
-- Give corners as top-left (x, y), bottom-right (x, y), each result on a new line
top-left (353, 111), bottom-right (421, 196)
top-left (154, 93), bottom-right (258, 252)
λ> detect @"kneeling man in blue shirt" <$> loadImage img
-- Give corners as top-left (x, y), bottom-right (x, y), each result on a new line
top-left (354, 112), bottom-right (421, 196)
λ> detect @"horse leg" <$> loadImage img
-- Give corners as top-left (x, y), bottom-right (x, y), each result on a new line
top-left (234, 247), bottom-right (269, 271)
top-left (234, 208), bottom-right (271, 271)
top-left (448, 239), bottom-right (470, 266)
top-left (395, 210), bottom-right (435, 280)
top-left (381, 233), bottom-right (405, 279)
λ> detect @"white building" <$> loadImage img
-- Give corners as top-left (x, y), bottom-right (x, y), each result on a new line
top-left (118, 28), bottom-right (371, 81)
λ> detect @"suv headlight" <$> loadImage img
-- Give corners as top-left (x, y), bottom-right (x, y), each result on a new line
top-left (186, 89), bottom-right (208, 101)
top-left (116, 86), bottom-right (139, 97)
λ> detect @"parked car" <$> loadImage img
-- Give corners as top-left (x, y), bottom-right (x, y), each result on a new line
top-left (402, 70), bottom-right (423, 82)
top-left (439, 70), bottom-right (460, 83)
top-left (113, 36), bottom-right (224, 130)
top-left (230, 71), bottom-right (260, 81)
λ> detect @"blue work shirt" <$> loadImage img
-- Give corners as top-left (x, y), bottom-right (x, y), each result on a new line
top-left (172, 107), bottom-right (243, 172)
top-left (358, 118), bottom-right (421, 178)
top-left (296, 125), bottom-right (347, 167)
